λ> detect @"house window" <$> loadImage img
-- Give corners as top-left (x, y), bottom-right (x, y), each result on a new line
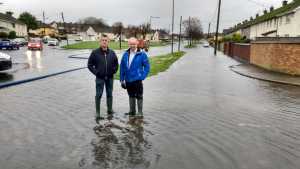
top-left (12, 23), bottom-right (15, 28)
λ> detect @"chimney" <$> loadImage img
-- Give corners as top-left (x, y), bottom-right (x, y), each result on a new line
top-left (270, 6), bottom-right (274, 12)
top-left (282, 0), bottom-right (288, 6)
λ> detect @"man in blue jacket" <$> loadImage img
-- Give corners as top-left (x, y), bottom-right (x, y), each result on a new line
top-left (120, 37), bottom-right (150, 118)
top-left (88, 34), bottom-right (119, 124)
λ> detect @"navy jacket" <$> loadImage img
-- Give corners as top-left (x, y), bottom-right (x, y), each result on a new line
top-left (88, 48), bottom-right (119, 79)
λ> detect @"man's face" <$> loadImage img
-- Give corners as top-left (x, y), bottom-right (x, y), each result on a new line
top-left (100, 37), bottom-right (109, 49)
top-left (128, 38), bottom-right (138, 51)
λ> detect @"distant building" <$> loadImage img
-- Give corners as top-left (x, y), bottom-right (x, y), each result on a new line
top-left (0, 13), bottom-right (27, 37)
top-left (31, 22), bottom-right (59, 37)
top-left (50, 22), bottom-right (114, 41)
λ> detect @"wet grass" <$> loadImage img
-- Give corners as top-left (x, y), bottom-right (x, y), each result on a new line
top-left (62, 41), bottom-right (168, 50)
top-left (114, 51), bottom-right (186, 80)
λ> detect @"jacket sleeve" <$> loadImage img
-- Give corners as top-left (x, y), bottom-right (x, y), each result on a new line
top-left (120, 54), bottom-right (126, 82)
top-left (87, 51), bottom-right (97, 76)
top-left (142, 53), bottom-right (150, 80)
top-left (112, 51), bottom-right (119, 74)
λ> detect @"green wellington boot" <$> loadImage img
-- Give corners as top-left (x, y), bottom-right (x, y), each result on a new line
top-left (107, 97), bottom-right (115, 115)
top-left (95, 97), bottom-right (104, 124)
top-left (137, 98), bottom-right (143, 118)
top-left (125, 97), bottom-right (136, 117)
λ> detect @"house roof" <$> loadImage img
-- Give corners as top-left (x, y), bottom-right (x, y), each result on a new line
top-left (0, 13), bottom-right (26, 25)
top-left (52, 22), bottom-right (111, 33)
top-left (224, 0), bottom-right (300, 34)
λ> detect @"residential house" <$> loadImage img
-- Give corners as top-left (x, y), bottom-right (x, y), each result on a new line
top-left (224, 0), bottom-right (300, 40)
top-left (30, 22), bottom-right (59, 37)
top-left (0, 13), bottom-right (27, 37)
top-left (50, 22), bottom-right (114, 41)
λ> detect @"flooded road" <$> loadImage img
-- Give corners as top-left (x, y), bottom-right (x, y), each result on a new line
top-left (0, 46), bottom-right (299, 169)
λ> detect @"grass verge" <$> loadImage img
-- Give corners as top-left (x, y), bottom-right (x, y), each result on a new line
top-left (114, 51), bottom-right (186, 80)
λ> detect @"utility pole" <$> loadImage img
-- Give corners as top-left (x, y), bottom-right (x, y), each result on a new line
top-left (189, 16), bottom-right (191, 47)
top-left (171, 0), bottom-right (175, 54)
top-left (178, 16), bottom-right (182, 52)
top-left (61, 12), bottom-right (69, 46)
top-left (214, 0), bottom-right (222, 56)
top-left (207, 22), bottom-right (211, 39)
top-left (43, 11), bottom-right (46, 37)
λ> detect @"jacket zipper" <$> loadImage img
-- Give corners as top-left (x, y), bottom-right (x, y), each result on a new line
top-left (104, 52), bottom-right (108, 77)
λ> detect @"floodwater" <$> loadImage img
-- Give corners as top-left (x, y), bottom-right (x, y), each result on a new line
top-left (0, 45), bottom-right (299, 169)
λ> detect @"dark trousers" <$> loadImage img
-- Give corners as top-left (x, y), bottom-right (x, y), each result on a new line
top-left (96, 78), bottom-right (113, 99)
top-left (126, 80), bottom-right (143, 99)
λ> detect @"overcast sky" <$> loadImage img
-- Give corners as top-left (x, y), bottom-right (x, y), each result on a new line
top-left (1, 0), bottom-right (291, 32)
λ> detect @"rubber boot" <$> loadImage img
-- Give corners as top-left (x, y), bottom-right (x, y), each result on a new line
top-left (126, 97), bottom-right (136, 117)
top-left (107, 97), bottom-right (114, 115)
top-left (95, 96), bottom-right (104, 124)
top-left (137, 98), bottom-right (143, 118)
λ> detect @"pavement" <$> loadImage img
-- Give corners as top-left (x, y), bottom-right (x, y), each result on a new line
top-left (230, 64), bottom-right (300, 86)
top-left (0, 45), bottom-right (300, 169)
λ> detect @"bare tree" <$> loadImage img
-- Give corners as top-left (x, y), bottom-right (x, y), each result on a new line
top-left (183, 17), bottom-right (203, 46)
top-left (139, 23), bottom-right (151, 40)
top-left (127, 25), bottom-right (140, 38)
top-left (112, 22), bottom-right (124, 49)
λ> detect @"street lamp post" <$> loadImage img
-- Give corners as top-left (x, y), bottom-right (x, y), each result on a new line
top-left (150, 16), bottom-right (160, 30)
top-left (149, 16), bottom-right (160, 41)
top-left (171, 0), bottom-right (175, 54)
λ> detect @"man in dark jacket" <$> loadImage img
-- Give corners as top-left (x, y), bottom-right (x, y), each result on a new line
top-left (120, 37), bottom-right (150, 118)
top-left (88, 34), bottom-right (119, 124)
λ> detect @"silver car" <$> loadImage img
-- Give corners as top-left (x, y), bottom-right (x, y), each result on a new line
top-left (0, 52), bottom-right (12, 71)
top-left (48, 38), bottom-right (59, 46)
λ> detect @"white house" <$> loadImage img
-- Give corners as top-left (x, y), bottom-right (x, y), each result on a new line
top-left (0, 13), bottom-right (27, 37)
top-left (224, 0), bottom-right (300, 40)
top-left (250, 6), bottom-right (300, 39)
top-left (77, 26), bottom-right (98, 41)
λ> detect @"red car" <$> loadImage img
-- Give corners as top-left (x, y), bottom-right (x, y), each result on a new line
top-left (28, 38), bottom-right (43, 50)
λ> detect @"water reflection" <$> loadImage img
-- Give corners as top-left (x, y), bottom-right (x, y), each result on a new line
top-left (90, 118), bottom-right (152, 169)
top-left (26, 50), bottom-right (43, 71)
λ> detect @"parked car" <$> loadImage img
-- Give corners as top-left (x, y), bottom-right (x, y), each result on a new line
top-left (75, 36), bottom-right (83, 41)
top-left (13, 38), bottom-right (28, 46)
top-left (203, 42), bottom-right (210, 48)
top-left (48, 38), bottom-right (59, 46)
top-left (0, 52), bottom-right (12, 71)
top-left (0, 39), bottom-right (20, 50)
top-left (42, 36), bottom-right (50, 44)
top-left (28, 38), bottom-right (43, 50)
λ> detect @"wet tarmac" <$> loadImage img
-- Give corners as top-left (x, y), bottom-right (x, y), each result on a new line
top-left (0, 45), bottom-right (300, 169)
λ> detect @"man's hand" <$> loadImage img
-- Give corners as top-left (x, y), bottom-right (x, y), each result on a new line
top-left (121, 81), bottom-right (126, 89)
